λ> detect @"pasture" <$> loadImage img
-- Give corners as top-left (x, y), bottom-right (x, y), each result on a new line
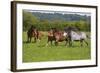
top-left (23, 31), bottom-right (91, 62)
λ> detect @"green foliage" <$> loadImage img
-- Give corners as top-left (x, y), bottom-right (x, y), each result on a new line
top-left (74, 21), bottom-right (90, 31)
top-left (23, 11), bottom-right (39, 31)
top-left (23, 11), bottom-right (90, 31)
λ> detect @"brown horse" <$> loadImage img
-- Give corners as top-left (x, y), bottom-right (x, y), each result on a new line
top-left (46, 28), bottom-right (68, 46)
top-left (27, 26), bottom-right (43, 43)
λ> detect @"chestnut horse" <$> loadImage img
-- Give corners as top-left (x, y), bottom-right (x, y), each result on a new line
top-left (46, 28), bottom-right (68, 46)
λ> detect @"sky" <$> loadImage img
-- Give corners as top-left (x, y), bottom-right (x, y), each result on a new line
top-left (24, 9), bottom-right (91, 16)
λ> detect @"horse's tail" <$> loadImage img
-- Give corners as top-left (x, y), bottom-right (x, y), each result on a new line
top-left (86, 34), bottom-right (90, 39)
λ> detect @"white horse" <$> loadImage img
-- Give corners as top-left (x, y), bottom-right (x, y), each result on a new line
top-left (63, 31), bottom-right (88, 46)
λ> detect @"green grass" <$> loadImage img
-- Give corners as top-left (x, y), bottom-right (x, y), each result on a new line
top-left (23, 32), bottom-right (91, 62)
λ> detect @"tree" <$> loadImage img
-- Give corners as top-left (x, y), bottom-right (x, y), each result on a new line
top-left (23, 11), bottom-right (39, 31)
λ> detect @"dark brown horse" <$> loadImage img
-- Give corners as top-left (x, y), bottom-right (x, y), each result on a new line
top-left (27, 25), bottom-right (43, 43)
top-left (46, 28), bottom-right (68, 46)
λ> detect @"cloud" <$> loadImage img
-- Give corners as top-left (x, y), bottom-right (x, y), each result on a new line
top-left (24, 9), bottom-right (91, 16)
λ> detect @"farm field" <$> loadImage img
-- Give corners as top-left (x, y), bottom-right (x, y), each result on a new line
top-left (23, 31), bottom-right (91, 62)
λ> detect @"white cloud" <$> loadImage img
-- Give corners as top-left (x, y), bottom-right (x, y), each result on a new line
top-left (24, 9), bottom-right (91, 16)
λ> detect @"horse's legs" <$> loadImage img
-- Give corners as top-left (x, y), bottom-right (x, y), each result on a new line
top-left (70, 41), bottom-right (72, 46)
top-left (65, 41), bottom-right (67, 46)
top-left (48, 39), bottom-right (53, 45)
top-left (34, 37), bottom-right (36, 43)
top-left (30, 37), bottom-right (32, 43)
top-left (65, 39), bottom-right (68, 46)
top-left (80, 39), bottom-right (88, 46)
top-left (38, 37), bottom-right (41, 42)
top-left (55, 39), bottom-right (59, 46)
top-left (84, 40), bottom-right (88, 46)
top-left (68, 37), bottom-right (72, 46)
top-left (27, 36), bottom-right (31, 43)
top-left (46, 37), bottom-right (50, 46)
top-left (80, 39), bottom-right (83, 46)
top-left (27, 32), bottom-right (29, 43)
top-left (27, 36), bottom-right (29, 43)
top-left (50, 41), bottom-right (53, 45)
top-left (55, 41), bottom-right (58, 46)
top-left (33, 35), bottom-right (37, 43)
top-left (68, 40), bottom-right (72, 46)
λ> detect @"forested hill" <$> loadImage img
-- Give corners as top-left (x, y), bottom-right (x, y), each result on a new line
top-left (23, 11), bottom-right (91, 31)
top-left (32, 12), bottom-right (91, 22)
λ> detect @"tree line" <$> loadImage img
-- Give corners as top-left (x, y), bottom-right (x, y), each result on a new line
top-left (23, 11), bottom-right (91, 31)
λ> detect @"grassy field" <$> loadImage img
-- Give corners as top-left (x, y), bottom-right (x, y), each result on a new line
top-left (23, 31), bottom-right (91, 62)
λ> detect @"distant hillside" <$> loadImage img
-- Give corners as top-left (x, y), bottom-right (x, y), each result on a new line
top-left (32, 12), bottom-right (91, 22)
top-left (23, 11), bottom-right (91, 31)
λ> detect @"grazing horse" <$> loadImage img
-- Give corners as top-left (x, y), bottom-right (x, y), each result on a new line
top-left (27, 26), bottom-right (43, 43)
top-left (46, 28), bottom-right (68, 46)
top-left (64, 31), bottom-right (88, 46)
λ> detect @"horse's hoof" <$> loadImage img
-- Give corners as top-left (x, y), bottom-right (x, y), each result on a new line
top-left (45, 44), bottom-right (48, 47)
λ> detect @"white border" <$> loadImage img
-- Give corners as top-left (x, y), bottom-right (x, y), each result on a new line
top-left (17, 3), bottom-right (96, 69)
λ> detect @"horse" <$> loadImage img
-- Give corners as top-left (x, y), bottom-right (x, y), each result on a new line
top-left (27, 25), bottom-right (43, 43)
top-left (64, 30), bottom-right (88, 46)
top-left (46, 28), bottom-right (68, 46)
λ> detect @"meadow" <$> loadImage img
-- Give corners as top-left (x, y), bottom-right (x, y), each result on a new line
top-left (23, 31), bottom-right (91, 62)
